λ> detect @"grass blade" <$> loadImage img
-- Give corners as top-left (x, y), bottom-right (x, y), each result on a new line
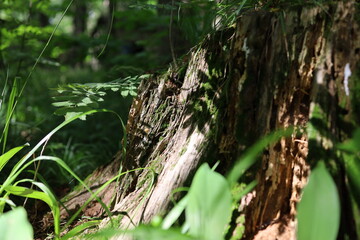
top-left (1, 78), bottom-right (18, 154)
top-left (4, 179), bottom-right (61, 238)
top-left (0, 110), bottom-right (122, 235)
top-left (0, 69), bottom-right (8, 111)
top-left (62, 220), bottom-right (101, 240)
top-left (11, 155), bottom-right (143, 233)
top-left (186, 163), bottom-right (232, 240)
top-left (227, 128), bottom-right (292, 187)
top-left (0, 109), bottom-right (114, 195)
top-left (0, 144), bottom-right (29, 172)
top-left (4, 184), bottom-right (53, 208)
top-left (162, 195), bottom-right (188, 230)
top-left (0, 198), bottom-right (16, 209)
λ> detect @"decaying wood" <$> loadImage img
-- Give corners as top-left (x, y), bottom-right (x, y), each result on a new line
top-left (108, 37), bottom-right (233, 235)
top-left (55, 1), bottom-right (360, 239)
top-left (235, 2), bottom-right (360, 239)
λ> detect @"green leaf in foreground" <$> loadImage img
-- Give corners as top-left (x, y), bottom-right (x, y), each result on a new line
top-left (161, 195), bottom-right (188, 230)
top-left (186, 163), bottom-right (232, 240)
top-left (4, 185), bottom-right (53, 208)
top-left (0, 207), bottom-right (33, 240)
top-left (297, 161), bottom-right (340, 240)
top-left (0, 144), bottom-right (29, 172)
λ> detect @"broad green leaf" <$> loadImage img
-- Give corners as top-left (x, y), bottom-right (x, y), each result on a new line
top-left (0, 207), bottom-right (33, 240)
top-left (4, 185), bottom-right (53, 208)
top-left (65, 112), bottom-right (88, 121)
top-left (121, 90), bottom-right (129, 96)
top-left (81, 97), bottom-right (95, 105)
top-left (54, 106), bottom-right (93, 120)
top-left (297, 161), bottom-right (340, 240)
top-left (54, 106), bottom-right (92, 116)
top-left (186, 163), bottom-right (232, 240)
top-left (0, 144), bottom-right (28, 172)
top-left (51, 100), bottom-right (73, 107)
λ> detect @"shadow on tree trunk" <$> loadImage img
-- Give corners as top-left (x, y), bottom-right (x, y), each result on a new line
top-left (53, 2), bottom-right (360, 240)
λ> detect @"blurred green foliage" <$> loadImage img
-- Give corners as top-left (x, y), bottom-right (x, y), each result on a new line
top-left (0, 0), bottom-right (248, 187)
top-left (0, 0), bottom-right (165, 187)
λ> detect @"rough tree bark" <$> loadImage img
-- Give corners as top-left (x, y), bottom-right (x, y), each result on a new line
top-left (58, 1), bottom-right (360, 239)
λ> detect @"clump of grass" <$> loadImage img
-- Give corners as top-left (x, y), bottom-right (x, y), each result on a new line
top-left (0, 1), bottom-right (127, 238)
top-left (0, 108), bottom-right (133, 239)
